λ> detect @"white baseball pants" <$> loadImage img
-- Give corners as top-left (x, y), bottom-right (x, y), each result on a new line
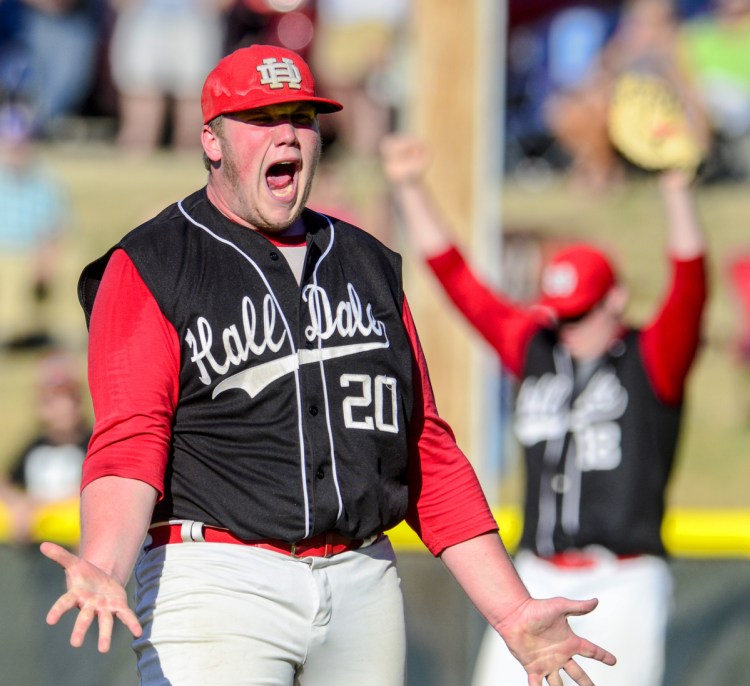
top-left (471, 549), bottom-right (673, 686)
top-left (132, 535), bottom-right (406, 686)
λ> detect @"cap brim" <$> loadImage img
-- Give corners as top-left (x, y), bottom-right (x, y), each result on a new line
top-left (537, 295), bottom-right (597, 320)
top-left (210, 95), bottom-right (343, 123)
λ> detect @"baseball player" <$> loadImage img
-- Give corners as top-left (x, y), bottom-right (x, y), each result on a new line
top-left (40, 45), bottom-right (617, 686)
top-left (381, 134), bottom-right (708, 686)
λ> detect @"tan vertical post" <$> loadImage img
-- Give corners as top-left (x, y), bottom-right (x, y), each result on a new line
top-left (404, 1), bottom-right (480, 453)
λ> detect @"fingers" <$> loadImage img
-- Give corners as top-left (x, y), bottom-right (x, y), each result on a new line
top-left (560, 596), bottom-right (599, 617)
top-left (71, 605), bottom-right (97, 648)
top-left (577, 639), bottom-right (617, 667)
top-left (96, 610), bottom-right (114, 653)
top-left (40, 541), bottom-right (78, 569)
top-left (115, 606), bottom-right (144, 639)
top-left (545, 670), bottom-right (565, 686)
top-left (380, 133), bottom-right (430, 183)
top-left (562, 659), bottom-right (595, 686)
top-left (54, 598), bottom-right (142, 651)
top-left (46, 590), bottom-right (81, 626)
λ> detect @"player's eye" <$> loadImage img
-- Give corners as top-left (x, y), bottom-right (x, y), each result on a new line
top-left (291, 112), bottom-right (316, 126)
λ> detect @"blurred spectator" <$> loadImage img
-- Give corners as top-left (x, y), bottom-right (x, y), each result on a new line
top-left (0, 102), bottom-right (70, 350)
top-left (0, 0), bottom-right (29, 101)
top-left (678, 0), bottom-right (750, 180)
top-left (108, 0), bottom-right (232, 153)
top-left (15, 0), bottom-right (104, 138)
top-left (224, 0), bottom-right (316, 59)
top-left (3, 349), bottom-right (90, 544)
top-left (503, 6), bottom-right (616, 180)
top-left (544, 0), bottom-right (710, 191)
top-left (0, 349), bottom-right (130, 686)
top-left (310, 0), bottom-right (409, 157)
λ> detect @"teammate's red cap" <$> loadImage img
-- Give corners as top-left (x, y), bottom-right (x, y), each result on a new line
top-left (537, 244), bottom-right (616, 319)
top-left (201, 44), bottom-right (343, 124)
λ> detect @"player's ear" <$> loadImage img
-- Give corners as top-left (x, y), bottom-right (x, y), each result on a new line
top-left (605, 283), bottom-right (629, 317)
top-left (201, 124), bottom-right (223, 166)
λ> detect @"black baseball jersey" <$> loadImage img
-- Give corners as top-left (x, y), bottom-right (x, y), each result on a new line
top-left (516, 328), bottom-right (682, 557)
top-left (79, 189), bottom-right (416, 543)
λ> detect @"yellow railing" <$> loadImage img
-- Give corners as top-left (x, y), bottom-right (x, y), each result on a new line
top-left (2, 501), bottom-right (749, 558)
top-left (388, 507), bottom-right (750, 559)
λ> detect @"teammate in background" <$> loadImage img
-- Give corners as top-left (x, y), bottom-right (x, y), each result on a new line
top-left (381, 134), bottom-right (707, 686)
top-left (39, 45), bottom-right (616, 686)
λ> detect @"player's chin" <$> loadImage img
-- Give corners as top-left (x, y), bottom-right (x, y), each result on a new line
top-left (257, 204), bottom-right (305, 234)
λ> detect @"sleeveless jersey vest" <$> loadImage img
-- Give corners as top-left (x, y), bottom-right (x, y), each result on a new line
top-left (79, 189), bottom-right (415, 542)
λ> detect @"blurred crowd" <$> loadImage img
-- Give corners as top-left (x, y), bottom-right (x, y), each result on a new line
top-left (0, 0), bottom-right (410, 156)
top-left (507, 0), bottom-right (750, 188)
top-left (1, 0), bottom-right (749, 179)
top-left (0, 2), bottom-right (748, 683)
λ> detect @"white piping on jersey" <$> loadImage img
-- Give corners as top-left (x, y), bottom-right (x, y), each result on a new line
top-left (561, 436), bottom-right (582, 534)
top-left (309, 211), bottom-right (344, 521)
top-left (534, 344), bottom-right (576, 556)
top-left (177, 200), bottom-right (312, 536)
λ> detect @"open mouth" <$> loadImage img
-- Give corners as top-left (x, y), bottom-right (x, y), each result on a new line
top-left (266, 161), bottom-right (298, 200)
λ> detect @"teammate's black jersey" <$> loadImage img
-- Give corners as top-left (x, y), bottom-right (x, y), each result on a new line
top-left (79, 189), bottom-right (416, 542)
top-left (516, 329), bottom-right (682, 557)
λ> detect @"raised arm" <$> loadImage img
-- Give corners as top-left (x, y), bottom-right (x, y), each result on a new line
top-left (382, 134), bottom-right (542, 377)
top-left (380, 134), bottom-right (454, 258)
top-left (659, 169), bottom-right (705, 259)
top-left (639, 170), bottom-right (708, 404)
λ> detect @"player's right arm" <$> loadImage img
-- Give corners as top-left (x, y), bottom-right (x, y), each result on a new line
top-left (400, 298), bottom-right (616, 684)
top-left (381, 134), bottom-right (541, 378)
top-left (42, 249), bottom-right (179, 652)
top-left (41, 477), bottom-right (157, 652)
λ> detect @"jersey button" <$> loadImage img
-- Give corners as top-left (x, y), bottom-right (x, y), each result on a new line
top-left (309, 405), bottom-right (318, 416)
top-left (316, 466), bottom-right (325, 480)
top-left (269, 251), bottom-right (279, 261)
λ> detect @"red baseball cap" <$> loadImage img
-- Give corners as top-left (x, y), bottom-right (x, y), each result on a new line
top-left (537, 244), bottom-right (616, 320)
top-left (201, 44), bottom-right (343, 124)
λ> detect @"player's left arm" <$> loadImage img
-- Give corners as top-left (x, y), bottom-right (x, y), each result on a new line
top-left (400, 298), bottom-right (616, 685)
top-left (640, 170), bottom-right (708, 404)
top-left (441, 534), bottom-right (616, 686)
top-left (401, 294), bottom-right (498, 553)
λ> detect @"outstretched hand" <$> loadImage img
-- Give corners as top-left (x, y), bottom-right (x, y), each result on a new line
top-left (380, 134), bottom-right (431, 185)
top-left (40, 541), bottom-right (142, 653)
top-left (497, 596), bottom-right (616, 686)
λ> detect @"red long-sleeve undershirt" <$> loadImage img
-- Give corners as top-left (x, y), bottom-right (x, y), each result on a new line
top-left (82, 248), bottom-right (497, 556)
top-left (427, 246), bottom-right (707, 405)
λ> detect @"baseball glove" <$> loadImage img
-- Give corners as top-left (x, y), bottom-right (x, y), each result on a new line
top-left (607, 71), bottom-right (706, 172)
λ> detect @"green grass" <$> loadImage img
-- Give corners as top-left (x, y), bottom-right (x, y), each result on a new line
top-left (2, 145), bottom-right (748, 509)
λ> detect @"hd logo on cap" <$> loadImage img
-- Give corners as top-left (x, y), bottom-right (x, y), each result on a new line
top-left (257, 57), bottom-right (302, 91)
top-left (542, 262), bottom-right (578, 297)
